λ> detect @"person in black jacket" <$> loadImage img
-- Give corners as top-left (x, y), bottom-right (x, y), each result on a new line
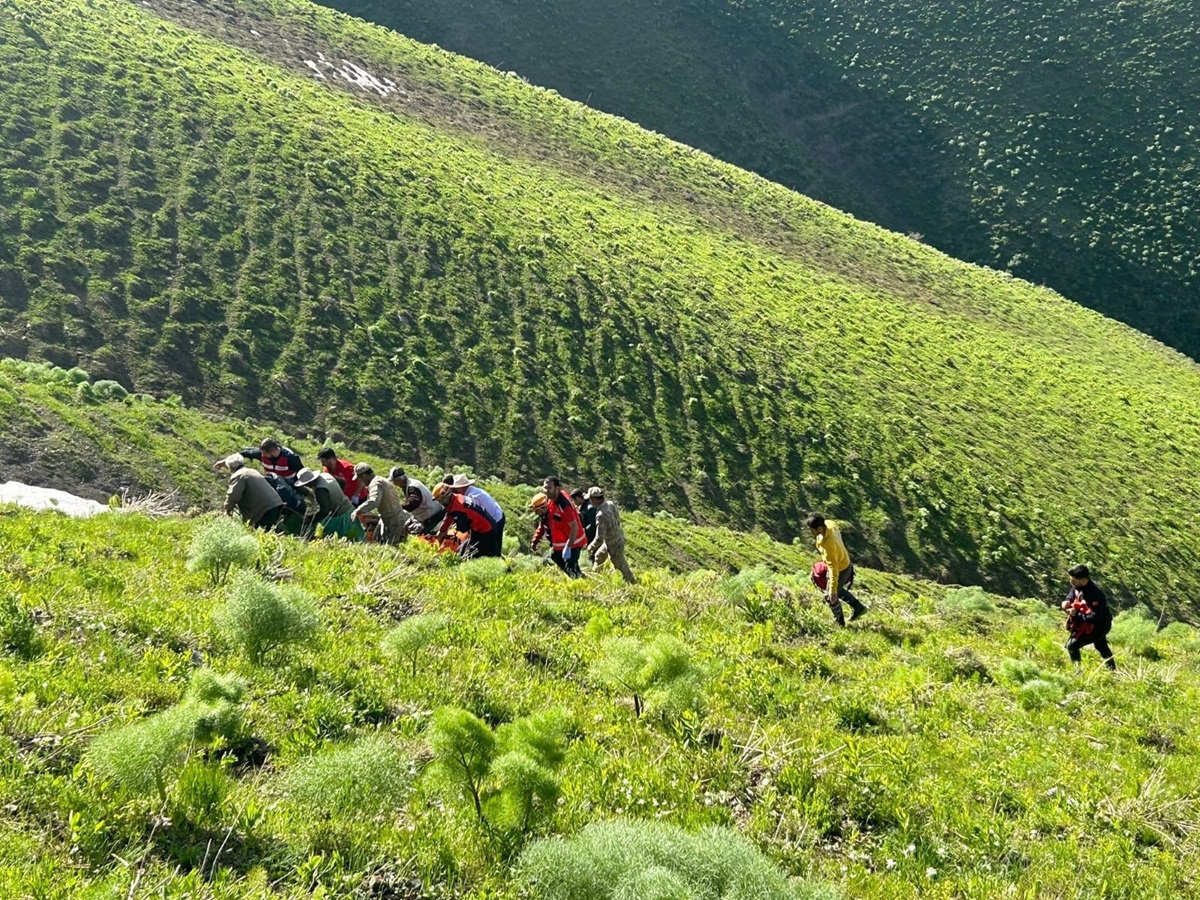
top-left (1061, 564), bottom-right (1116, 670)
top-left (571, 487), bottom-right (597, 544)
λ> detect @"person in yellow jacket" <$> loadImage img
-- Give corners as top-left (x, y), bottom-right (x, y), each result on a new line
top-left (806, 513), bottom-right (868, 627)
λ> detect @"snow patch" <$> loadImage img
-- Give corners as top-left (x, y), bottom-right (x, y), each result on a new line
top-left (302, 54), bottom-right (400, 98)
top-left (0, 482), bottom-right (108, 518)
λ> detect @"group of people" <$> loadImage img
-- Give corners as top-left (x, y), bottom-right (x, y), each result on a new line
top-left (217, 439), bottom-right (1113, 668)
top-left (806, 513), bottom-right (1117, 669)
top-left (213, 439), bottom-right (634, 582)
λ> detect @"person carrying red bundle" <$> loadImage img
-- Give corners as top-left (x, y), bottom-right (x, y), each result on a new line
top-left (1061, 563), bottom-right (1116, 670)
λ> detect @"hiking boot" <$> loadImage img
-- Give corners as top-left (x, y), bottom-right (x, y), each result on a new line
top-left (849, 603), bottom-right (869, 622)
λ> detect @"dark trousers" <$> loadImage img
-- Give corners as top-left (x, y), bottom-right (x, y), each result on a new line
top-left (551, 548), bottom-right (583, 578)
top-left (1067, 631), bottom-right (1116, 669)
top-left (827, 565), bottom-right (864, 623)
top-left (255, 506), bottom-right (283, 531)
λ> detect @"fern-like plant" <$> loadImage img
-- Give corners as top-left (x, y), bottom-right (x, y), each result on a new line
top-left (515, 818), bottom-right (837, 900)
top-left (381, 612), bottom-right (449, 677)
top-left (84, 669), bottom-right (246, 801)
top-left (212, 572), bottom-right (319, 664)
top-left (278, 733), bottom-right (416, 819)
top-left (187, 517), bottom-right (260, 586)
top-left (425, 706), bottom-right (570, 837)
top-left (592, 634), bottom-right (704, 719)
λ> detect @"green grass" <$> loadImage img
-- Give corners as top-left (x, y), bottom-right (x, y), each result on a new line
top-left (325, 0), bottom-right (1200, 358)
top-left (2, 507), bottom-right (1199, 897)
top-left (3, 0), bottom-right (1200, 613)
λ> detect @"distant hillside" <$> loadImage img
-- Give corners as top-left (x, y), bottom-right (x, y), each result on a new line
top-left (325, 0), bottom-right (1200, 357)
top-left (4, 0), bottom-right (1200, 611)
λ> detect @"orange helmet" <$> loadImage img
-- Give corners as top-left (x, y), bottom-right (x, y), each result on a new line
top-left (529, 491), bottom-right (549, 511)
top-left (432, 482), bottom-right (453, 503)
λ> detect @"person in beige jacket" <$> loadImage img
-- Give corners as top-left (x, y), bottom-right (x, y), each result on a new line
top-left (585, 486), bottom-right (636, 584)
top-left (350, 463), bottom-right (411, 544)
top-left (220, 454), bottom-right (285, 530)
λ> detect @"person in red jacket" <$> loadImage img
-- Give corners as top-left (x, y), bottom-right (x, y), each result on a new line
top-left (317, 448), bottom-right (368, 505)
top-left (1061, 563), bottom-right (1116, 670)
top-left (433, 481), bottom-right (499, 558)
top-left (530, 477), bottom-right (587, 577)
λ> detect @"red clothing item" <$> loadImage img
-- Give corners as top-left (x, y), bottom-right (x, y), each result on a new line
top-left (438, 493), bottom-right (496, 537)
top-left (323, 458), bottom-right (367, 504)
top-left (533, 492), bottom-right (587, 551)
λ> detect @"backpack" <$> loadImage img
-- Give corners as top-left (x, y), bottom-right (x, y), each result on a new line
top-left (810, 561), bottom-right (829, 591)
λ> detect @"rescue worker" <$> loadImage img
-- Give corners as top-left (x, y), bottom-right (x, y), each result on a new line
top-left (230, 439), bottom-right (304, 484)
top-left (530, 477), bottom-right (587, 577)
top-left (390, 468), bottom-right (445, 534)
top-left (317, 447), bottom-right (368, 504)
top-left (806, 513), bottom-right (868, 626)
top-left (572, 487), bottom-right (598, 544)
top-left (433, 481), bottom-right (499, 557)
top-left (444, 474), bottom-right (505, 556)
top-left (220, 453), bottom-right (285, 530)
top-left (1061, 564), bottom-right (1117, 670)
top-left (350, 463), bottom-right (411, 545)
top-left (585, 486), bottom-right (635, 584)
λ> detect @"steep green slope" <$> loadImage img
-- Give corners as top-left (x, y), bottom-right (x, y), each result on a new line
top-left (3, 0), bottom-right (1200, 610)
top-left (2, 509), bottom-right (1199, 897)
top-left (325, 0), bottom-right (1200, 357)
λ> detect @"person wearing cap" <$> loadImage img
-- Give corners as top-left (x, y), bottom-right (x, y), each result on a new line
top-left (571, 487), bottom-right (598, 545)
top-left (295, 467), bottom-right (352, 520)
top-left (317, 448), bottom-right (368, 505)
top-left (350, 463), bottom-right (411, 544)
top-left (585, 487), bottom-right (635, 584)
top-left (806, 513), bottom-right (868, 626)
top-left (443, 474), bottom-right (506, 556)
top-left (390, 468), bottom-right (445, 534)
top-left (219, 454), bottom-right (286, 530)
top-left (530, 477), bottom-right (587, 577)
top-left (433, 481), bottom-right (499, 557)
top-left (225, 439), bottom-right (304, 484)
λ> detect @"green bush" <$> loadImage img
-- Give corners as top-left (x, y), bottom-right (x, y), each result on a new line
top-left (381, 612), bottom-right (449, 677)
top-left (278, 733), bottom-right (416, 819)
top-left (592, 634), bottom-right (704, 720)
top-left (91, 379), bottom-right (128, 401)
top-left (1016, 678), bottom-right (1066, 710)
top-left (187, 517), bottom-right (260, 586)
top-left (939, 587), bottom-right (996, 613)
top-left (212, 572), bottom-right (319, 664)
top-left (84, 669), bottom-right (246, 800)
top-left (0, 594), bottom-right (38, 658)
top-left (515, 818), bottom-right (837, 900)
top-left (175, 757), bottom-right (234, 825)
top-left (1110, 607), bottom-right (1160, 657)
top-left (426, 706), bottom-right (570, 835)
top-left (458, 557), bottom-right (510, 586)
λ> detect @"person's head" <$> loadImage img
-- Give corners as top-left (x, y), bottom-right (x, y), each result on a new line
top-left (586, 486), bottom-right (605, 507)
top-left (543, 475), bottom-right (561, 495)
top-left (317, 447), bottom-right (337, 469)
top-left (354, 462), bottom-right (374, 482)
top-left (433, 481), bottom-right (453, 504)
top-left (389, 467), bottom-right (408, 489)
top-left (805, 513), bottom-right (826, 534)
top-left (224, 453), bottom-right (246, 474)
top-left (570, 488), bottom-right (585, 507)
top-left (529, 492), bottom-right (549, 514)
top-left (295, 468), bottom-right (319, 488)
top-left (1068, 563), bottom-right (1091, 588)
top-left (260, 438), bottom-right (281, 460)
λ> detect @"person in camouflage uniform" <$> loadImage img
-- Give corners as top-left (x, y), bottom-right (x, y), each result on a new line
top-left (585, 486), bottom-right (636, 584)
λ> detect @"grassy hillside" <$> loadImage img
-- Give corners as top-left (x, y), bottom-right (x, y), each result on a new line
top-left (325, 0), bottom-right (1200, 357)
top-left (2, 508), bottom-right (1199, 898)
top-left (4, 0), bottom-right (1200, 612)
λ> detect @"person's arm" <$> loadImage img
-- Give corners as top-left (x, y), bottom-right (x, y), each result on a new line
top-left (239, 447), bottom-right (263, 462)
top-left (314, 485), bottom-right (334, 519)
top-left (436, 497), bottom-right (456, 537)
top-left (588, 508), bottom-right (607, 556)
top-left (224, 476), bottom-right (245, 515)
top-left (352, 480), bottom-right (381, 520)
top-left (819, 536), bottom-right (839, 602)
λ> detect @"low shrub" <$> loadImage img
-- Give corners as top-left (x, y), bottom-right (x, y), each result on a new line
top-left (1110, 607), bottom-right (1161, 657)
top-left (592, 634), bottom-right (704, 720)
top-left (515, 818), bottom-right (837, 900)
top-left (175, 757), bottom-right (234, 825)
top-left (381, 612), bottom-right (450, 677)
top-left (84, 669), bottom-right (246, 800)
top-left (940, 586), bottom-right (996, 613)
top-left (0, 594), bottom-right (38, 658)
top-left (91, 379), bottom-right (128, 401)
top-left (187, 517), bottom-right (260, 586)
top-left (212, 572), bottom-right (319, 664)
top-left (458, 557), bottom-right (510, 586)
top-left (278, 733), bottom-right (416, 819)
